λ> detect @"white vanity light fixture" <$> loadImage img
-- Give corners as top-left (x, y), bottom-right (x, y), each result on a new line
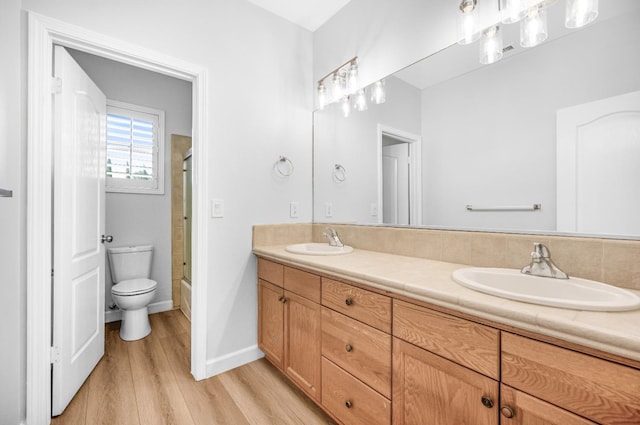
top-left (316, 56), bottom-right (359, 110)
top-left (371, 79), bottom-right (386, 104)
top-left (565, 0), bottom-right (598, 28)
top-left (479, 25), bottom-right (504, 64)
top-left (457, 0), bottom-right (481, 45)
top-left (520, 3), bottom-right (548, 47)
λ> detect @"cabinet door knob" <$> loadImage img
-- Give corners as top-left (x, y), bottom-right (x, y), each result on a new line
top-left (500, 405), bottom-right (515, 418)
top-left (279, 296), bottom-right (287, 303)
top-left (345, 297), bottom-right (353, 306)
top-left (345, 344), bottom-right (353, 352)
top-left (481, 396), bottom-right (494, 408)
top-left (345, 400), bottom-right (353, 409)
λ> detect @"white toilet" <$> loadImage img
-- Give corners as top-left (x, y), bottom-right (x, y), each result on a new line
top-left (107, 245), bottom-right (158, 341)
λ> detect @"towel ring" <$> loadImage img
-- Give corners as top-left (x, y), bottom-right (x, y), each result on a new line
top-left (333, 164), bottom-right (346, 183)
top-left (275, 156), bottom-right (294, 177)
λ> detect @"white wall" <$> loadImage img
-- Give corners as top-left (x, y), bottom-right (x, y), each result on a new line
top-left (67, 49), bottom-right (192, 313)
top-left (0, 1), bottom-right (26, 423)
top-left (4, 1), bottom-right (313, 422)
top-left (314, 76), bottom-right (421, 223)
top-left (421, 12), bottom-right (640, 232)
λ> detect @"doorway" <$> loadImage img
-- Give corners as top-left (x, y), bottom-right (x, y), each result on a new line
top-left (26, 12), bottom-right (209, 425)
top-left (377, 124), bottom-right (422, 226)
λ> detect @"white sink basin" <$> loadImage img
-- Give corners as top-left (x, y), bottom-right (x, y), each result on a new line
top-left (452, 267), bottom-right (640, 311)
top-left (285, 243), bottom-right (353, 256)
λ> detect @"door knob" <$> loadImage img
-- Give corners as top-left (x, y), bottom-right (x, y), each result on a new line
top-left (101, 235), bottom-right (114, 243)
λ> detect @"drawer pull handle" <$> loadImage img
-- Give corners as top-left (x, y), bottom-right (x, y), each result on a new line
top-left (345, 344), bottom-right (353, 352)
top-left (500, 406), bottom-right (515, 418)
top-left (345, 298), bottom-right (353, 306)
top-left (345, 400), bottom-right (353, 409)
top-left (481, 396), bottom-right (494, 408)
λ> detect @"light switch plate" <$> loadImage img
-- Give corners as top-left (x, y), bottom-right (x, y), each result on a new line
top-left (325, 202), bottom-right (333, 218)
top-left (211, 199), bottom-right (224, 218)
top-left (289, 201), bottom-right (299, 218)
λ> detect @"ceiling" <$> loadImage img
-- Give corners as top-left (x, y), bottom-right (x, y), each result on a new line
top-left (247, 0), bottom-right (352, 32)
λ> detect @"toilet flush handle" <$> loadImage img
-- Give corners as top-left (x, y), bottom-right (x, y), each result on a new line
top-left (101, 235), bottom-right (114, 244)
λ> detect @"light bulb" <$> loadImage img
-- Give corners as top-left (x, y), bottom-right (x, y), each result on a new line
top-left (332, 73), bottom-right (344, 100)
top-left (479, 26), bottom-right (503, 65)
top-left (347, 62), bottom-right (358, 93)
top-left (353, 89), bottom-right (368, 111)
top-left (317, 82), bottom-right (327, 110)
top-left (371, 80), bottom-right (386, 104)
top-left (501, 0), bottom-right (533, 24)
top-left (457, 7), bottom-right (481, 45)
top-left (341, 96), bottom-right (351, 118)
top-left (565, 0), bottom-right (598, 28)
top-left (520, 4), bottom-right (548, 48)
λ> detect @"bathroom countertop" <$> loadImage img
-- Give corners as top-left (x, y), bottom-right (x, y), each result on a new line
top-left (253, 245), bottom-right (640, 364)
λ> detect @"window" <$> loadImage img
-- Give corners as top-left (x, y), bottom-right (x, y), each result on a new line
top-left (106, 100), bottom-right (165, 194)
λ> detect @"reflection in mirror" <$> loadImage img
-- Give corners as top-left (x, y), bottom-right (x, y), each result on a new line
top-left (313, 1), bottom-right (640, 238)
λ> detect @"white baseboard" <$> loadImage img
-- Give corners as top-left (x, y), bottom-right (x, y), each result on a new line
top-left (105, 299), bottom-right (174, 323)
top-left (205, 345), bottom-right (263, 378)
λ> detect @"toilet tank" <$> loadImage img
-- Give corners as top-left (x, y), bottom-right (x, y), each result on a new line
top-left (107, 245), bottom-right (153, 283)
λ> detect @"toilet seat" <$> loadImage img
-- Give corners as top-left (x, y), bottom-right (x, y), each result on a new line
top-left (112, 278), bottom-right (157, 296)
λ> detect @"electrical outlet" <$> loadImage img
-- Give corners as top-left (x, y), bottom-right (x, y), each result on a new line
top-left (325, 202), bottom-right (333, 218)
top-left (211, 199), bottom-right (224, 218)
top-left (290, 201), bottom-right (299, 218)
top-left (370, 203), bottom-right (378, 217)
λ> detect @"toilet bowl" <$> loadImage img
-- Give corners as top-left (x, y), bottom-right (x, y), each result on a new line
top-left (107, 245), bottom-right (158, 341)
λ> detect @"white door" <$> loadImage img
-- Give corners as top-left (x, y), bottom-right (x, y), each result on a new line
top-left (51, 46), bottom-right (107, 416)
top-left (557, 90), bottom-right (640, 236)
top-left (382, 141), bottom-right (410, 225)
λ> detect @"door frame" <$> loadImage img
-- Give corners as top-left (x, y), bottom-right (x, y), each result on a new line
top-left (376, 124), bottom-right (422, 225)
top-left (27, 12), bottom-right (209, 424)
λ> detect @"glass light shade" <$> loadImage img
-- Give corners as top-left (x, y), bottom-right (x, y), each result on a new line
top-left (479, 26), bottom-right (504, 65)
top-left (317, 83), bottom-right (327, 110)
top-left (347, 63), bottom-right (358, 92)
top-left (457, 8), bottom-right (481, 45)
top-left (371, 80), bottom-right (386, 104)
top-left (353, 89), bottom-right (368, 111)
top-left (501, 0), bottom-right (534, 24)
top-left (565, 0), bottom-right (598, 28)
top-left (341, 96), bottom-right (351, 117)
top-left (332, 73), bottom-right (344, 100)
top-left (520, 4), bottom-right (548, 48)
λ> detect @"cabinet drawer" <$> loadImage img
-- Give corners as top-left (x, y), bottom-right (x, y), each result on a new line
top-left (500, 385), bottom-right (597, 425)
top-left (502, 332), bottom-right (640, 424)
top-left (322, 358), bottom-right (391, 425)
top-left (322, 278), bottom-right (391, 333)
top-left (284, 266), bottom-right (321, 303)
top-left (393, 300), bottom-right (500, 379)
top-left (257, 258), bottom-right (283, 286)
top-left (321, 307), bottom-right (391, 398)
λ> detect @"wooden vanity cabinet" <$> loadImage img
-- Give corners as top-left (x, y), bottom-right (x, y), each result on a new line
top-left (393, 299), bottom-right (500, 425)
top-left (257, 259), bottom-right (322, 402)
top-left (321, 278), bottom-right (392, 425)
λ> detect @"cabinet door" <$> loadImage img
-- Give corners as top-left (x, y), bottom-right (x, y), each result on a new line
top-left (500, 385), bottom-right (597, 425)
top-left (393, 338), bottom-right (499, 425)
top-left (258, 279), bottom-right (284, 369)
top-left (284, 290), bottom-right (321, 402)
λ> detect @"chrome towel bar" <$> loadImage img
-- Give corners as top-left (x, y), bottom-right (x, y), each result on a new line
top-left (466, 203), bottom-right (541, 211)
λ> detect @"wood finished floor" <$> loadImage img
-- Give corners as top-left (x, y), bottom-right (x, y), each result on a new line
top-left (51, 310), bottom-right (336, 425)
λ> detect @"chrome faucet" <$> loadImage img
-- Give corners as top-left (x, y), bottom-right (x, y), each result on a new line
top-left (521, 243), bottom-right (568, 279)
top-left (322, 227), bottom-right (344, 247)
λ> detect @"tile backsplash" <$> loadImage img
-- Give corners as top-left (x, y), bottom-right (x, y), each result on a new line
top-left (253, 223), bottom-right (640, 290)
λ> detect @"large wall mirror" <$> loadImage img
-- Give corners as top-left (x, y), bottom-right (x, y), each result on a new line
top-left (313, 0), bottom-right (640, 238)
